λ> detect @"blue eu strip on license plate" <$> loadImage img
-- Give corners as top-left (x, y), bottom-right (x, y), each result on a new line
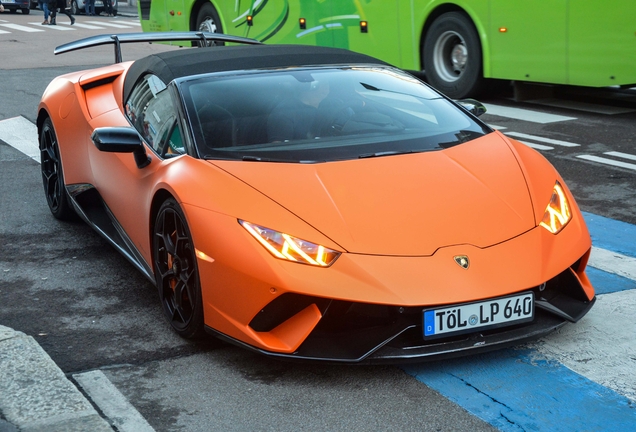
top-left (423, 292), bottom-right (534, 338)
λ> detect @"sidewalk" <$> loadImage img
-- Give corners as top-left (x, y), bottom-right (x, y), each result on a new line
top-left (0, 326), bottom-right (112, 432)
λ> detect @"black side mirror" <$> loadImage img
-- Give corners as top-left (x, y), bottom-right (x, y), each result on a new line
top-left (91, 127), bottom-right (151, 169)
top-left (457, 99), bottom-right (487, 117)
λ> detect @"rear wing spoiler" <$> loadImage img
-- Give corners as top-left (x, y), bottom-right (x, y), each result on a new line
top-left (54, 32), bottom-right (262, 63)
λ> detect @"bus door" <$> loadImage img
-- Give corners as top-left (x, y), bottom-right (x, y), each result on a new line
top-left (488, 0), bottom-right (567, 84)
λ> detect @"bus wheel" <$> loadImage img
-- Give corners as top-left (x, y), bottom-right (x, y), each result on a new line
top-left (423, 12), bottom-right (483, 99)
top-left (195, 3), bottom-right (224, 46)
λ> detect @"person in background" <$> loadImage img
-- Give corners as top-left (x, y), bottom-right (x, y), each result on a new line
top-left (38, 0), bottom-right (50, 24)
top-left (49, 0), bottom-right (74, 25)
top-left (0, 1), bottom-right (4, 13)
top-left (84, 0), bottom-right (95, 16)
top-left (103, 0), bottom-right (113, 16)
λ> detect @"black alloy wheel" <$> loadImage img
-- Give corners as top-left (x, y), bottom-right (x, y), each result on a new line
top-left (40, 118), bottom-right (75, 220)
top-left (153, 198), bottom-right (204, 339)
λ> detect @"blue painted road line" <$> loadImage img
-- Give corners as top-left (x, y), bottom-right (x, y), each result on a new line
top-left (583, 211), bottom-right (636, 258)
top-left (586, 267), bottom-right (636, 294)
top-left (405, 213), bottom-right (636, 431)
top-left (404, 349), bottom-right (636, 432)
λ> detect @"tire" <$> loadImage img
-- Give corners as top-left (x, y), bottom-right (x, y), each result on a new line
top-left (153, 198), bottom-right (205, 339)
top-left (194, 2), bottom-right (224, 47)
top-left (21, 8), bottom-right (30, 14)
top-left (39, 118), bottom-right (75, 221)
top-left (70, 0), bottom-right (78, 15)
top-left (423, 12), bottom-right (483, 99)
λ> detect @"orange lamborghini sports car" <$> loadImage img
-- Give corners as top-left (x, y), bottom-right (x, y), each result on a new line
top-left (38, 33), bottom-right (595, 363)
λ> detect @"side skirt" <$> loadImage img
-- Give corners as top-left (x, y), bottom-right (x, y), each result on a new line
top-left (66, 184), bottom-right (155, 284)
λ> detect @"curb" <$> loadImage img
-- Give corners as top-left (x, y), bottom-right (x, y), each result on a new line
top-left (0, 326), bottom-right (112, 432)
top-left (115, 4), bottom-right (138, 18)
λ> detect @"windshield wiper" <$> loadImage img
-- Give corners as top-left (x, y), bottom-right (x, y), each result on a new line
top-left (359, 82), bottom-right (441, 101)
top-left (242, 156), bottom-right (317, 163)
top-left (438, 129), bottom-right (487, 148)
top-left (358, 150), bottom-right (415, 159)
top-left (242, 155), bottom-right (287, 162)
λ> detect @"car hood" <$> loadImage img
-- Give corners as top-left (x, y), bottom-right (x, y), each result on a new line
top-left (211, 133), bottom-right (536, 256)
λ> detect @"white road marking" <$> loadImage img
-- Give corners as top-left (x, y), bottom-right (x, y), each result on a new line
top-left (116, 20), bottom-right (141, 26)
top-left (518, 140), bottom-right (554, 151)
top-left (604, 151), bottom-right (636, 162)
top-left (0, 30), bottom-right (10, 34)
top-left (29, 22), bottom-right (75, 30)
top-left (74, 370), bottom-right (156, 432)
top-left (505, 131), bottom-right (581, 147)
top-left (483, 103), bottom-right (577, 123)
top-left (0, 23), bottom-right (45, 32)
top-left (0, 116), bottom-right (39, 162)
top-left (58, 22), bottom-right (106, 29)
top-left (505, 132), bottom-right (581, 147)
top-left (576, 155), bottom-right (636, 171)
top-left (84, 20), bottom-right (139, 28)
top-left (486, 124), bottom-right (507, 130)
top-left (589, 247), bottom-right (636, 281)
top-left (531, 288), bottom-right (636, 402)
top-left (526, 98), bottom-right (636, 115)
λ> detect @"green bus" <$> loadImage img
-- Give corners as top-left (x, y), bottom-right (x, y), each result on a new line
top-left (138, 0), bottom-right (636, 98)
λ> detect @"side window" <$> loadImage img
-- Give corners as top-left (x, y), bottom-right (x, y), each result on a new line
top-left (125, 74), bottom-right (185, 157)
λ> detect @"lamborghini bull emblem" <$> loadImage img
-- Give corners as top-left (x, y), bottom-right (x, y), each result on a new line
top-left (454, 255), bottom-right (470, 269)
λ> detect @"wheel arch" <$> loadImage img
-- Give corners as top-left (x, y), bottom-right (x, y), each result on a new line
top-left (36, 108), bottom-right (51, 148)
top-left (419, 3), bottom-right (491, 77)
top-left (149, 188), bottom-right (176, 252)
top-left (189, 0), bottom-right (224, 32)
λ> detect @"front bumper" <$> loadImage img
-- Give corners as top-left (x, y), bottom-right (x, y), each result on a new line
top-left (206, 263), bottom-right (595, 363)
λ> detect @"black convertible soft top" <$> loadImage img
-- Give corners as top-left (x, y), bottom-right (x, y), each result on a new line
top-left (123, 44), bottom-right (389, 102)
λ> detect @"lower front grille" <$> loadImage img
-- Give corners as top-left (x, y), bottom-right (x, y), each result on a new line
top-left (235, 263), bottom-right (594, 363)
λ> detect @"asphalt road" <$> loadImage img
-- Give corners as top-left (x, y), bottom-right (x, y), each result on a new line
top-left (1, 9), bottom-right (635, 432)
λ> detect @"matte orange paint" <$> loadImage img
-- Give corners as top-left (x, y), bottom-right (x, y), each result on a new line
top-left (38, 62), bottom-right (595, 355)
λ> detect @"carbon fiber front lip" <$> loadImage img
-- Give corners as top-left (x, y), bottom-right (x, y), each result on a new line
top-left (204, 301), bottom-right (594, 364)
top-left (365, 310), bottom-right (568, 364)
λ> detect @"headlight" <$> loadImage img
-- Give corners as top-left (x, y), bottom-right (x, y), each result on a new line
top-left (539, 181), bottom-right (571, 234)
top-left (240, 220), bottom-right (340, 267)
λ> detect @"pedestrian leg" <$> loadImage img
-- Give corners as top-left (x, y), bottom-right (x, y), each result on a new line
top-left (64, 7), bottom-right (74, 24)
top-left (40, 1), bottom-right (50, 24)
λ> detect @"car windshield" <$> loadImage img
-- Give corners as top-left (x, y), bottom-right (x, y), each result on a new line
top-left (179, 66), bottom-right (491, 162)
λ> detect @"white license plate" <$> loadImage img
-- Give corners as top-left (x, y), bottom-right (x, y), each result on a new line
top-left (423, 292), bottom-right (534, 338)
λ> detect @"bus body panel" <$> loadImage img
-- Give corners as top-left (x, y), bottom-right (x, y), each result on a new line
top-left (488, 0), bottom-right (568, 84)
top-left (568, 4), bottom-right (636, 87)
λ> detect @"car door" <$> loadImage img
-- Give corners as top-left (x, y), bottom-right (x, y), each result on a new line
top-left (88, 74), bottom-right (187, 265)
